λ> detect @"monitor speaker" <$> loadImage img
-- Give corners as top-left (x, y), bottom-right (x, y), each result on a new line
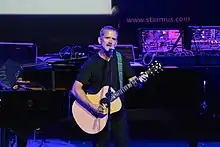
top-left (0, 42), bottom-right (37, 65)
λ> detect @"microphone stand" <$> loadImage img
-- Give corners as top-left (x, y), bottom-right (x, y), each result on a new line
top-left (106, 50), bottom-right (114, 147)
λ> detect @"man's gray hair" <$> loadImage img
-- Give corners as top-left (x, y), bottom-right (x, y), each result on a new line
top-left (99, 25), bottom-right (118, 37)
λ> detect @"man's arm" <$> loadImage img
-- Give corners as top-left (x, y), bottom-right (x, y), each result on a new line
top-left (71, 80), bottom-right (92, 108)
top-left (122, 56), bottom-right (146, 87)
top-left (71, 57), bottom-right (94, 108)
top-left (72, 80), bottom-right (106, 113)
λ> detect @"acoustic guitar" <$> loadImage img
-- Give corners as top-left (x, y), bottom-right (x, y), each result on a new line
top-left (72, 60), bottom-right (163, 134)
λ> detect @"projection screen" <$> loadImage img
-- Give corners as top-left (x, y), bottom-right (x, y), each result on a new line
top-left (0, 0), bottom-right (112, 15)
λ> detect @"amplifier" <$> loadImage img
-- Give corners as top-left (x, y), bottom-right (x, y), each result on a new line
top-left (0, 42), bottom-right (37, 65)
top-left (115, 44), bottom-right (135, 62)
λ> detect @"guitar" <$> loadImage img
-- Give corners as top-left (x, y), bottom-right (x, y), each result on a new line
top-left (72, 60), bottom-right (163, 134)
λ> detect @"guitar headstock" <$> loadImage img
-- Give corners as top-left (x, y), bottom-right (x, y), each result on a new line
top-left (137, 60), bottom-right (162, 83)
top-left (133, 60), bottom-right (162, 84)
top-left (147, 60), bottom-right (163, 75)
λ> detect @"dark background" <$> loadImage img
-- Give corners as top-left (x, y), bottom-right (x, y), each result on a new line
top-left (1, 0), bottom-right (220, 140)
top-left (0, 0), bottom-right (219, 55)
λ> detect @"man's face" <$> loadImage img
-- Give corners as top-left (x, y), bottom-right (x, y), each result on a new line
top-left (98, 30), bottom-right (118, 52)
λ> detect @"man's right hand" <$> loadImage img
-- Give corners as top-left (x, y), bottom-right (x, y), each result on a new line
top-left (89, 103), bottom-right (107, 115)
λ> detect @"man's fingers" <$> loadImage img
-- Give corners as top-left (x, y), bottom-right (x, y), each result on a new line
top-left (98, 104), bottom-right (107, 113)
top-left (98, 105), bottom-right (106, 112)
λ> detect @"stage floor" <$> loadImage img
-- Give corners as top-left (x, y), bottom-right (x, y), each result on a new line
top-left (24, 139), bottom-right (220, 147)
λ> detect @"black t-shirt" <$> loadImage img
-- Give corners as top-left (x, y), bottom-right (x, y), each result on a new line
top-left (76, 52), bottom-right (136, 94)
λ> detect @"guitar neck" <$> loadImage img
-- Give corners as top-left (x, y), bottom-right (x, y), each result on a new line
top-left (109, 61), bottom-right (162, 102)
top-left (111, 80), bottom-right (137, 102)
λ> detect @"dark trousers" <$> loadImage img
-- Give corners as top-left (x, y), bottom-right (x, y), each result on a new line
top-left (93, 110), bottom-right (130, 147)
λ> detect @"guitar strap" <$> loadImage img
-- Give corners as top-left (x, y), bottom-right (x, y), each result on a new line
top-left (116, 51), bottom-right (123, 89)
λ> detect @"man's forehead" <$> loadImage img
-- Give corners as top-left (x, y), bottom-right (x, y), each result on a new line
top-left (103, 30), bottom-right (117, 37)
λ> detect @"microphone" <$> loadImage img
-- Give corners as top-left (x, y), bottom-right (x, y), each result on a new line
top-left (108, 48), bottom-right (115, 57)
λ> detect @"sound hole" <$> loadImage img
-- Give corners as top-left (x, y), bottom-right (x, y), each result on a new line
top-left (100, 98), bottom-right (107, 106)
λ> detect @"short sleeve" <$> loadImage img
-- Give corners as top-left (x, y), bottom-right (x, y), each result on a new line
top-left (76, 59), bottom-right (92, 85)
top-left (122, 55), bottom-right (136, 79)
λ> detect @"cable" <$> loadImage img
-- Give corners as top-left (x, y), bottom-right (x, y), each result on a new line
top-left (142, 52), bottom-right (156, 66)
top-left (59, 46), bottom-right (72, 58)
top-left (38, 139), bottom-right (47, 147)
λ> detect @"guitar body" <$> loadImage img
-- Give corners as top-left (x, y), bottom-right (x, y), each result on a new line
top-left (72, 86), bottom-right (122, 134)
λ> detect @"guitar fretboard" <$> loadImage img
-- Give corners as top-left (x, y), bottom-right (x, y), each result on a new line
top-left (111, 80), bottom-right (137, 102)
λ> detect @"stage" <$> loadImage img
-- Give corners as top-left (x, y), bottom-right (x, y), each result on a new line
top-left (11, 139), bottom-right (220, 147)
top-left (0, 0), bottom-right (220, 146)
top-left (2, 54), bottom-right (220, 146)
top-left (13, 62), bottom-right (220, 144)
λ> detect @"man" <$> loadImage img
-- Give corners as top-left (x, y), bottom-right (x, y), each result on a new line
top-left (72, 25), bottom-right (145, 147)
